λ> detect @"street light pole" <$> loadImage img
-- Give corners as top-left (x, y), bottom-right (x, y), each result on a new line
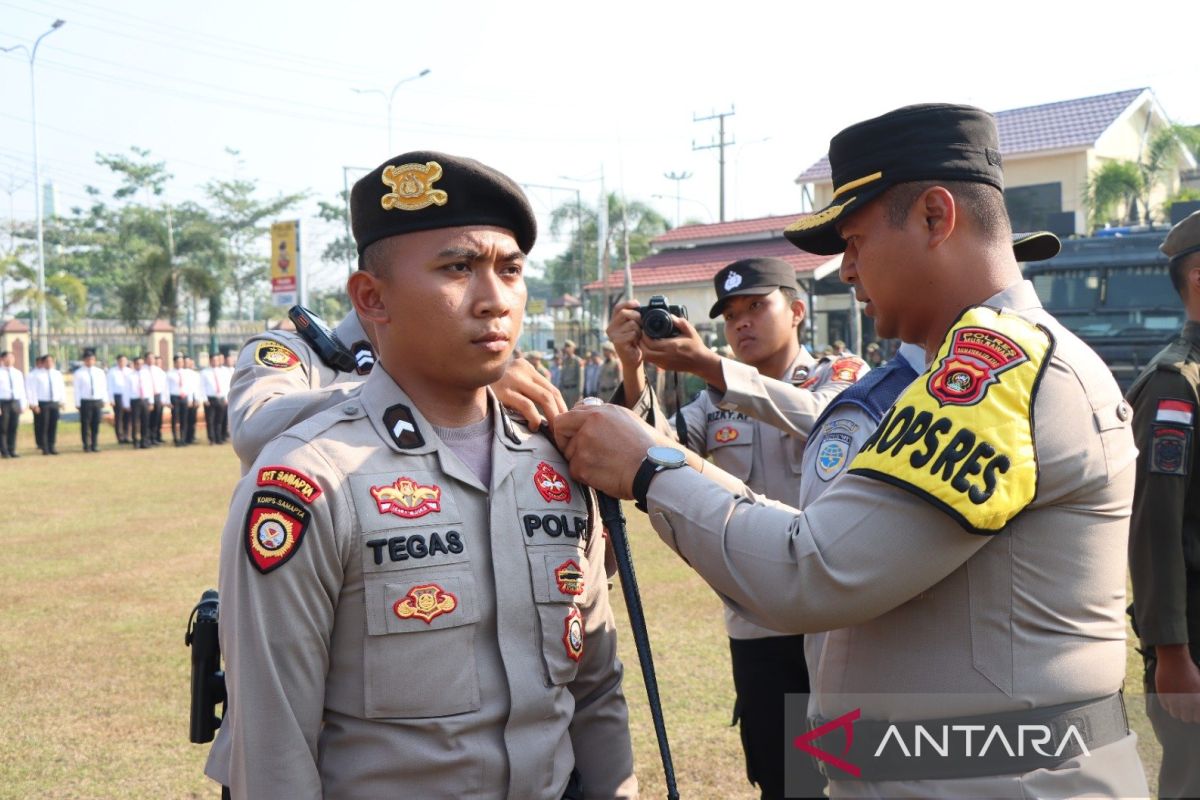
top-left (3, 18), bottom-right (64, 356)
top-left (353, 68), bottom-right (431, 153)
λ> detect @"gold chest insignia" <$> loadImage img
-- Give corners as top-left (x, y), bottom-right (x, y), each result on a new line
top-left (380, 161), bottom-right (449, 211)
top-left (394, 583), bottom-right (457, 624)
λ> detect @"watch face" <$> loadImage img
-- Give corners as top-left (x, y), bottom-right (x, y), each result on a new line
top-left (647, 445), bottom-right (687, 468)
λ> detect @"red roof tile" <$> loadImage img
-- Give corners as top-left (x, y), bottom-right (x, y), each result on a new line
top-left (584, 239), bottom-right (831, 291)
top-left (653, 213), bottom-right (808, 245)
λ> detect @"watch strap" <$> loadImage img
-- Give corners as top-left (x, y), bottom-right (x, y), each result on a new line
top-left (632, 458), bottom-right (664, 513)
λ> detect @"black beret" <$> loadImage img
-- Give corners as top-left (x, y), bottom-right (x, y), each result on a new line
top-left (709, 258), bottom-right (799, 318)
top-left (351, 150), bottom-right (537, 257)
top-left (785, 104), bottom-right (1005, 255)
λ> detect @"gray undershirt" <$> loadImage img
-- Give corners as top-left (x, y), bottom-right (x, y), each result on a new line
top-left (430, 414), bottom-right (494, 486)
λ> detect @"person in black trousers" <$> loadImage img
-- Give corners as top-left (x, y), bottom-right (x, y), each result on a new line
top-left (73, 349), bottom-right (109, 452)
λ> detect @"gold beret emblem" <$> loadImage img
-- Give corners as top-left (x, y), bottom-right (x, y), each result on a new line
top-left (380, 161), bottom-right (450, 212)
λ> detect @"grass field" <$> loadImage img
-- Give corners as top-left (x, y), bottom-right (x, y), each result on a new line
top-left (0, 420), bottom-right (1164, 798)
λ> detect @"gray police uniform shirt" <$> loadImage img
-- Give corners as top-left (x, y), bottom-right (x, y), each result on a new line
top-left (206, 367), bottom-right (636, 799)
top-left (642, 282), bottom-right (1146, 796)
top-left (228, 312), bottom-right (375, 474)
top-left (628, 348), bottom-right (867, 640)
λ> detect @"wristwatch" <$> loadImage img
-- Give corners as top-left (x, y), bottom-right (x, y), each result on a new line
top-left (633, 445), bottom-right (688, 512)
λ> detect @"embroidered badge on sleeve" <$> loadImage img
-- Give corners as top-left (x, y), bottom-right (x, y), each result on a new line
top-left (256, 466), bottom-right (322, 503)
top-left (1150, 425), bottom-right (1191, 476)
top-left (253, 341), bottom-right (300, 370)
top-left (848, 306), bottom-right (1053, 534)
top-left (1155, 399), bottom-right (1195, 426)
top-left (244, 491), bottom-right (312, 574)
top-left (563, 607), bottom-right (584, 662)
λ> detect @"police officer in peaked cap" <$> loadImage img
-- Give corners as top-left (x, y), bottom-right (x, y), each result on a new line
top-left (554, 104), bottom-right (1147, 797)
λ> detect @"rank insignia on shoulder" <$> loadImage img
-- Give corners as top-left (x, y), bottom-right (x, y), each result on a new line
top-left (257, 466), bottom-right (322, 503)
top-left (371, 477), bottom-right (442, 518)
top-left (714, 426), bottom-right (739, 443)
top-left (381, 161), bottom-right (449, 212)
top-left (1155, 399), bottom-right (1195, 427)
top-left (1150, 425), bottom-right (1190, 475)
top-left (563, 607), bottom-right (584, 662)
top-left (383, 404), bottom-right (425, 449)
top-left (254, 341), bottom-right (300, 370)
top-left (555, 559), bottom-right (585, 596)
top-left (351, 340), bottom-right (376, 376)
top-left (394, 583), bottom-right (457, 624)
top-left (244, 491), bottom-right (311, 574)
top-left (534, 461), bottom-right (571, 503)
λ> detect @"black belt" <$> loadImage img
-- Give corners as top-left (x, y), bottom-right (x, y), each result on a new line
top-left (807, 692), bottom-right (1129, 783)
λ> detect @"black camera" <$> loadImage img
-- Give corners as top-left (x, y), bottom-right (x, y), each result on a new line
top-left (637, 295), bottom-right (688, 340)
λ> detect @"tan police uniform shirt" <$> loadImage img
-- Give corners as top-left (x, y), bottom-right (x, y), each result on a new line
top-left (626, 348), bottom-right (866, 640)
top-left (558, 355), bottom-right (585, 409)
top-left (643, 281), bottom-right (1145, 796)
top-left (206, 367), bottom-right (636, 799)
top-left (228, 312), bottom-right (375, 473)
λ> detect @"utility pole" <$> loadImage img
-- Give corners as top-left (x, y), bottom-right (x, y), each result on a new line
top-left (662, 171), bottom-right (692, 227)
top-left (693, 106), bottom-right (735, 222)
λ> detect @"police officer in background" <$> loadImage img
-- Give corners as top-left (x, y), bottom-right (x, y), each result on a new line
top-left (557, 339), bottom-right (585, 408)
top-left (107, 354), bottom-right (132, 444)
top-left (609, 257), bottom-right (866, 799)
top-left (207, 151), bottom-right (635, 799)
top-left (73, 348), bottom-right (109, 452)
top-left (556, 104), bottom-right (1146, 797)
top-left (1127, 209), bottom-right (1200, 798)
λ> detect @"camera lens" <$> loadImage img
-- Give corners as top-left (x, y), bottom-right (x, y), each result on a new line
top-left (642, 309), bottom-right (673, 339)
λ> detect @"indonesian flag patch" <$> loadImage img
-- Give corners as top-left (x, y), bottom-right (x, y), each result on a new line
top-left (1156, 399), bottom-right (1195, 426)
top-left (244, 491), bottom-right (311, 574)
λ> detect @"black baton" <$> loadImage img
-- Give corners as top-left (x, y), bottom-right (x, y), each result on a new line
top-left (596, 492), bottom-right (680, 800)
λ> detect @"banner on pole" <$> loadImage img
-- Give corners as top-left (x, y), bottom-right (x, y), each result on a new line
top-left (270, 220), bottom-right (300, 307)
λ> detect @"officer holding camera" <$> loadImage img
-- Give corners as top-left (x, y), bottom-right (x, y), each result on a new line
top-left (608, 259), bottom-right (865, 799)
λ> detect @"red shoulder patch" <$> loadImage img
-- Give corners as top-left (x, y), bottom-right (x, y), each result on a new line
top-left (244, 491), bottom-right (311, 574)
top-left (257, 466), bottom-right (322, 503)
top-left (831, 357), bottom-right (865, 383)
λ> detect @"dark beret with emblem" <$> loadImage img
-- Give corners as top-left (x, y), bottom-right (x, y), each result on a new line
top-left (709, 258), bottom-right (799, 318)
top-left (1162, 209), bottom-right (1200, 262)
top-left (785, 104), bottom-right (1007, 256)
top-left (351, 150), bottom-right (537, 258)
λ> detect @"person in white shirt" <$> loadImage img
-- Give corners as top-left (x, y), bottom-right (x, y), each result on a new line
top-left (107, 354), bottom-right (132, 444)
top-left (201, 352), bottom-right (230, 444)
top-left (125, 355), bottom-right (154, 449)
top-left (0, 350), bottom-right (28, 458)
top-left (181, 356), bottom-right (202, 444)
top-left (28, 354), bottom-right (66, 455)
top-left (144, 353), bottom-right (168, 445)
top-left (73, 348), bottom-right (110, 453)
top-left (167, 353), bottom-right (187, 446)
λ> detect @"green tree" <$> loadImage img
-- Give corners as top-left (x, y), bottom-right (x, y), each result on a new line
top-left (543, 192), bottom-right (670, 297)
top-left (4, 257), bottom-right (86, 324)
top-left (317, 190), bottom-right (356, 273)
top-left (1085, 123), bottom-right (1200, 228)
top-left (205, 174), bottom-right (307, 322)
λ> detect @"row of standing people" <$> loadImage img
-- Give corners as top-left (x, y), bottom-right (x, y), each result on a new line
top-left (0, 348), bottom-right (235, 457)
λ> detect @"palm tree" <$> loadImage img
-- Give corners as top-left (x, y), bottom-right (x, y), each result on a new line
top-left (4, 257), bottom-right (86, 323)
top-left (1085, 123), bottom-right (1199, 229)
top-left (1085, 160), bottom-right (1144, 229)
top-left (546, 193), bottom-right (670, 296)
